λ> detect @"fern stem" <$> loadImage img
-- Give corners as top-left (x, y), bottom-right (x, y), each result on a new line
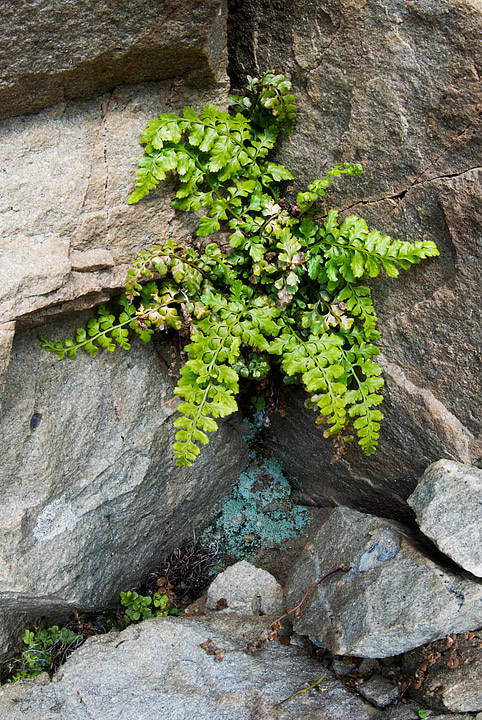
top-left (75, 317), bottom-right (134, 354)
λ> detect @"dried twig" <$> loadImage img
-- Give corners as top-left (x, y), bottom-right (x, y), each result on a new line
top-left (200, 563), bottom-right (349, 661)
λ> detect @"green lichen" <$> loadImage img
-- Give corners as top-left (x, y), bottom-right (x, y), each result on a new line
top-left (203, 459), bottom-right (309, 560)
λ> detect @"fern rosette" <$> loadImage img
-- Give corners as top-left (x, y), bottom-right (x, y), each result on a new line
top-left (40, 72), bottom-right (439, 465)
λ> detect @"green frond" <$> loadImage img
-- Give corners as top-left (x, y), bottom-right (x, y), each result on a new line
top-left (40, 71), bottom-right (439, 465)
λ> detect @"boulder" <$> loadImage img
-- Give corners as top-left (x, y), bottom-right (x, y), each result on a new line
top-left (228, 0), bottom-right (482, 521)
top-left (408, 459), bottom-right (482, 577)
top-left (0, 0), bottom-right (227, 119)
top-left (402, 632), bottom-right (482, 713)
top-left (0, 318), bottom-right (248, 660)
top-left (206, 560), bottom-right (284, 615)
top-left (285, 506), bottom-right (482, 657)
top-left (0, 614), bottom-right (375, 720)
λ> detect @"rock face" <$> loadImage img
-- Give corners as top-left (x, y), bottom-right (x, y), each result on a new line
top-left (0, 77), bottom-right (227, 336)
top-left (206, 560), bottom-right (284, 615)
top-left (285, 507), bottom-right (482, 658)
top-left (0, 0), bottom-right (243, 660)
top-left (0, 0), bottom-right (227, 119)
top-left (0, 0), bottom-right (228, 385)
top-left (402, 632), bottom-right (482, 712)
top-left (228, 0), bottom-right (482, 520)
top-left (0, 615), bottom-right (375, 720)
top-left (408, 459), bottom-right (482, 577)
top-left (0, 317), bottom-right (248, 660)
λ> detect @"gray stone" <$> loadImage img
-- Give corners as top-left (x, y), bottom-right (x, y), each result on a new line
top-left (228, 0), bottom-right (482, 522)
top-left (0, 77), bottom-right (227, 333)
top-left (358, 658), bottom-right (381, 675)
top-left (357, 675), bottom-right (399, 708)
top-left (373, 704), bottom-right (419, 720)
top-left (428, 716), bottom-right (476, 720)
top-left (377, 703), bottom-right (470, 720)
top-left (408, 459), bottom-right (482, 577)
top-left (206, 560), bottom-right (284, 615)
top-left (0, 321), bottom-right (15, 401)
top-left (330, 658), bottom-right (357, 676)
top-left (0, 318), bottom-right (248, 660)
top-left (285, 507), bottom-right (482, 658)
top-left (0, 614), bottom-right (376, 719)
top-left (0, 0), bottom-right (227, 119)
top-left (402, 632), bottom-right (482, 713)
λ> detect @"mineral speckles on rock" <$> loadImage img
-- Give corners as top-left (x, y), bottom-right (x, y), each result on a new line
top-left (408, 459), bottom-right (482, 577)
top-left (206, 561), bottom-right (284, 615)
top-left (285, 506), bottom-right (482, 657)
top-left (32, 498), bottom-right (79, 542)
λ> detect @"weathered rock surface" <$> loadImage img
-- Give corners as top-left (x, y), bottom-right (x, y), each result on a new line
top-left (0, 0), bottom-right (238, 661)
top-left (402, 632), bottom-right (482, 712)
top-left (0, 322), bottom-right (15, 401)
top-left (0, 0), bottom-right (227, 119)
top-left (0, 614), bottom-right (376, 720)
top-left (228, 0), bottom-right (482, 520)
top-left (408, 459), bottom-right (482, 577)
top-left (0, 0), bottom-right (229, 389)
top-left (285, 507), bottom-right (482, 657)
top-left (206, 560), bottom-right (284, 615)
top-left (0, 318), bottom-right (248, 660)
top-left (0, 78), bottom-right (226, 356)
top-left (357, 675), bottom-right (399, 708)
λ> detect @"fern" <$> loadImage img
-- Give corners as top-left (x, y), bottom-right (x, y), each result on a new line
top-left (40, 71), bottom-right (439, 464)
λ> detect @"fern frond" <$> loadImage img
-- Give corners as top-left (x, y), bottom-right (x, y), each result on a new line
top-left (297, 163), bottom-right (363, 215)
top-left (340, 342), bottom-right (385, 455)
top-left (172, 310), bottom-right (242, 466)
top-left (312, 211), bottom-right (440, 283)
top-left (270, 323), bottom-right (348, 435)
top-left (229, 71), bottom-right (297, 135)
top-left (38, 297), bottom-right (153, 360)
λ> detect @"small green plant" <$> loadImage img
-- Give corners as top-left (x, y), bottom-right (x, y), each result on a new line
top-left (417, 710), bottom-right (429, 719)
top-left (2, 623), bottom-right (82, 683)
top-left (40, 71), bottom-right (438, 466)
top-left (119, 590), bottom-right (180, 623)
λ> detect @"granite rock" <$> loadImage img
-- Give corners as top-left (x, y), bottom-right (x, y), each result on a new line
top-left (408, 459), bottom-right (482, 577)
top-left (285, 506), bottom-right (482, 657)
top-left (0, 614), bottom-right (375, 720)
top-left (402, 632), bottom-right (482, 713)
top-left (0, 317), bottom-right (248, 660)
top-left (0, 78), bottom-right (227, 332)
top-left (357, 675), bottom-right (399, 708)
top-left (206, 560), bottom-right (284, 615)
top-left (0, 0), bottom-right (227, 119)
